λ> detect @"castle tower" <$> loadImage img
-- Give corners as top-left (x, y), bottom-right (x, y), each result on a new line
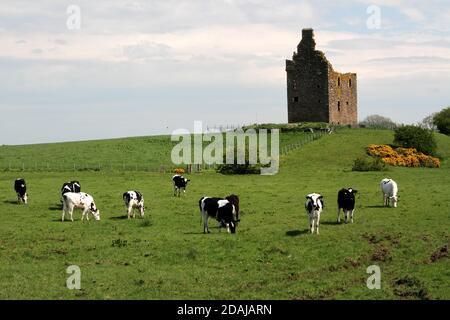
top-left (286, 28), bottom-right (357, 125)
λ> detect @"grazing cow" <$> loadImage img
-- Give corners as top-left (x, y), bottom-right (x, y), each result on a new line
top-left (172, 175), bottom-right (190, 197)
top-left (380, 178), bottom-right (398, 208)
top-left (199, 197), bottom-right (239, 234)
top-left (123, 191), bottom-right (145, 219)
top-left (61, 181), bottom-right (81, 196)
top-left (62, 192), bottom-right (100, 222)
top-left (305, 193), bottom-right (324, 234)
top-left (14, 178), bottom-right (28, 204)
top-left (337, 188), bottom-right (358, 224)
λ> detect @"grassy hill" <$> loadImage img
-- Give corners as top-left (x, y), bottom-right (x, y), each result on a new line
top-left (0, 129), bottom-right (449, 299)
top-left (0, 132), bottom-right (310, 172)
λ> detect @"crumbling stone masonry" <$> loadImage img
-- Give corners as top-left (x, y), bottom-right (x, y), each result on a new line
top-left (286, 28), bottom-right (357, 125)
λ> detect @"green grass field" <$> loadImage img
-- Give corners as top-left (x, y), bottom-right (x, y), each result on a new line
top-left (0, 129), bottom-right (449, 299)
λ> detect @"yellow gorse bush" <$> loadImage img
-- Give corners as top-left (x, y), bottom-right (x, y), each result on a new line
top-left (367, 144), bottom-right (440, 168)
top-left (174, 168), bottom-right (185, 174)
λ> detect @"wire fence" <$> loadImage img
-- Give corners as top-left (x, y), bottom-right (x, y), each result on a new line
top-left (0, 132), bottom-right (330, 173)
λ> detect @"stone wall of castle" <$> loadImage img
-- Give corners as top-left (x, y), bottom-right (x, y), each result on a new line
top-left (286, 28), bottom-right (357, 125)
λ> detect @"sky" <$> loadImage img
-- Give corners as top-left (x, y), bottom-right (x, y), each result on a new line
top-left (1, 0), bottom-right (449, 145)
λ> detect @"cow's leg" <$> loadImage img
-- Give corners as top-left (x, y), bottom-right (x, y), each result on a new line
top-left (309, 215), bottom-right (314, 234)
top-left (344, 210), bottom-right (348, 224)
top-left (316, 215), bottom-right (320, 235)
top-left (337, 207), bottom-right (341, 223)
top-left (350, 209), bottom-right (354, 223)
top-left (203, 213), bottom-right (210, 234)
top-left (62, 208), bottom-right (65, 222)
top-left (81, 209), bottom-right (86, 222)
top-left (70, 208), bottom-right (74, 222)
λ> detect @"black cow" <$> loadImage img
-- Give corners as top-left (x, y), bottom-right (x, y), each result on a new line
top-left (172, 175), bottom-right (190, 197)
top-left (337, 188), bottom-right (358, 224)
top-left (14, 178), bottom-right (28, 204)
top-left (61, 181), bottom-right (81, 196)
top-left (199, 197), bottom-right (239, 234)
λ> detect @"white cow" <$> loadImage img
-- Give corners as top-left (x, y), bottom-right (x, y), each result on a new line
top-left (380, 178), bottom-right (398, 208)
top-left (123, 191), bottom-right (145, 219)
top-left (305, 193), bottom-right (324, 234)
top-left (62, 192), bottom-right (100, 222)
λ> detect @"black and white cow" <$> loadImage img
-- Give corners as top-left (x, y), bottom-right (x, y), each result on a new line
top-left (199, 197), bottom-right (239, 234)
top-left (305, 193), bottom-right (324, 234)
top-left (62, 192), bottom-right (100, 222)
top-left (337, 188), bottom-right (358, 224)
top-left (172, 175), bottom-right (190, 197)
top-left (61, 181), bottom-right (81, 196)
top-left (14, 178), bottom-right (28, 204)
top-left (123, 191), bottom-right (145, 219)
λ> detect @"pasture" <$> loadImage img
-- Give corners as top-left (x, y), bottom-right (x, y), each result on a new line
top-left (0, 129), bottom-right (449, 299)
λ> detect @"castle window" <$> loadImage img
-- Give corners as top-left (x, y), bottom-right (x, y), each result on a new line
top-left (346, 101), bottom-right (349, 105)
top-left (294, 97), bottom-right (299, 102)
top-left (317, 84), bottom-right (321, 89)
top-left (338, 101), bottom-right (341, 111)
top-left (338, 77), bottom-right (341, 87)
top-left (349, 79), bottom-right (352, 87)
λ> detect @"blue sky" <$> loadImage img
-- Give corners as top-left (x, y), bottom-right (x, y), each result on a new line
top-left (1, 0), bottom-right (449, 144)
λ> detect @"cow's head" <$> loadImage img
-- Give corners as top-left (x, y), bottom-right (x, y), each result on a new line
top-left (224, 219), bottom-right (240, 234)
top-left (345, 188), bottom-right (358, 200)
top-left (306, 194), bottom-right (323, 212)
top-left (390, 195), bottom-right (398, 208)
top-left (90, 202), bottom-right (101, 221)
top-left (140, 202), bottom-right (145, 217)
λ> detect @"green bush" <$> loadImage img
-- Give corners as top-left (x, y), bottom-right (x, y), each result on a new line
top-left (216, 162), bottom-right (261, 175)
top-left (394, 125), bottom-right (437, 156)
top-left (433, 107), bottom-right (450, 135)
top-left (352, 156), bottom-right (387, 172)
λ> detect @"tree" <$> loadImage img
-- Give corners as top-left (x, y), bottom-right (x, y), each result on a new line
top-left (433, 107), bottom-right (450, 135)
top-left (394, 125), bottom-right (437, 156)
top-left (419, 113), bottom-right (437, 131)
top-left (359, 115), bottom-right (397, 129)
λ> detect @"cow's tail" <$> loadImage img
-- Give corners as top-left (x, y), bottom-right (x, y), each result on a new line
top-left (62, 194), bottom-right (68, 210)
top-left (199, 197), bottom-right (205, 225)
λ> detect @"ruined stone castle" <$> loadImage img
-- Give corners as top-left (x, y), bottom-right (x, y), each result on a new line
top-left (286, 29), bottom-right (357, 125)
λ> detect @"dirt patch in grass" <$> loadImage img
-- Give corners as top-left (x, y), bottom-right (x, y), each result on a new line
top-left (393, 276), bottom-right (431, 300)
top-left (344, 257), bottom-right (360, 268)
top-left (371, 245), bottom-right (391, 262)
top-left (362, 232), bottom-right (401, 247)
top-left (428, 245), bottom-right (448, 263)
